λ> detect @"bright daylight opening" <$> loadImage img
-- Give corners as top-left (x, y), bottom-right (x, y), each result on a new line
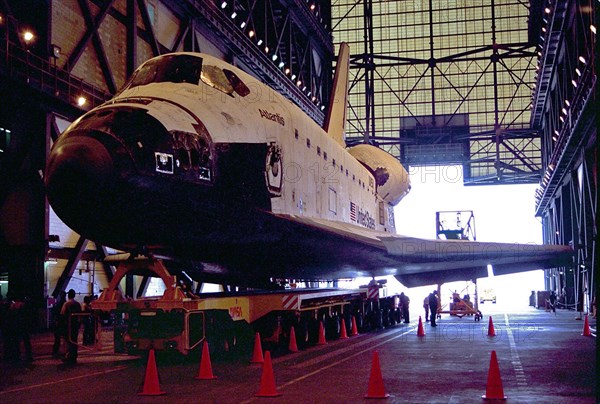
top-left (358, 165), bottom-right (545, 315)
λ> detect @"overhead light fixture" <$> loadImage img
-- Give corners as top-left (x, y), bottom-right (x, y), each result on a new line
top-left (221, 1), bottom-right (227, 9)
top-left (561, 108), bottom-right (567, 115)
top-left (542, 27), bottom-right (546, 33)
top-left (278, 61), bottom-right (284, 68)
top-left (291, 74), bottom-right (296, 80)
top-left (77, 96), bottom-right (87, 107)
top-left (575, 68), bottom-right (581, 76)
top-left (272, 54), bottom-right (278, 61)
top-left (230, 11), bottom-right (237, 19)
top-left (264, 46), bottom-right (269, 53)
top-left (565, 100), bottom-right (570, 107)
top-left (257, 39), bottom-right (263, 46)
top-left (571, 79), bottom-right (578, 87)
top-left (51, 44), bottom-right (61, 59)
top-left (284, 68), bottom-right (290, 75)
top-left (544, 7), bottom-right (551, 13)
top-left (559, 116), bottom-right (565, 123)
top-left (320, 105), bottom-right (325, 111)
top-left (23, 31), bottom-right (35, 43)
top-left (296, 80), bottom-right (302, 86)
top-left (578, 56), bottom-right (586, 64)
top-left (240, 21), bottom-right (246, 29)
top-left (591, 25), bottom-right (596, 34)
top-left (248, 30), bottom-right (255, 38)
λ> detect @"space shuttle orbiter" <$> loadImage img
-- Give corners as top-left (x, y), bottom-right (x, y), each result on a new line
top-left (44, 43), bottom-right (571, 287)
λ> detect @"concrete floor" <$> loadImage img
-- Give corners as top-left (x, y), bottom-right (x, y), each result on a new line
top-left (0, 306), bottom-right (596, 403)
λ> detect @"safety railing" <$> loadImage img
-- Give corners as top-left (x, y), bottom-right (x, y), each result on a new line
top-left (0, 37), bottom-right (112, 111)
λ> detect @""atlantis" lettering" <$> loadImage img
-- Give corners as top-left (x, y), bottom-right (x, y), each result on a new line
top-left (259, 109), bottom-right (285, 126)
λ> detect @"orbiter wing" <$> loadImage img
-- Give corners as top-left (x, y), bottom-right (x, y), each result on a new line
top-left (280, 214), bottom-right (572, 287)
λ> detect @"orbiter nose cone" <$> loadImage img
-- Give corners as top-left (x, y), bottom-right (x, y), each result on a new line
top-left (45, 135), bottom-right (113, 215)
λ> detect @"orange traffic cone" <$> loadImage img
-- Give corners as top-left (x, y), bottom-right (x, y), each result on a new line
top-left (138, 349), bottom-right (166, 396)
top-left (195, 341), bottom-right (217, 380)
top-left (417, 316), bottom-right (425, 337)
top-left (487, 317), bottom-right (496, 337)
top-left (482, 350), bottom-right (506, 400)
top-left (340, 318), bottom-right (349, 339)
top-left (351, 315), bottom-right (359, 336)
top-left (255, 351), bottom-right (281, 397)
top-left (582, 314), bottom-right (592, 336)
top-left (289, 326), bottom-right (299, 352)
top-left (364, 351), bottom-right (389, 399)
top-left (317, 321), bottom-right (327, 345)
top-left (250, 332), bottom-right (264, 364)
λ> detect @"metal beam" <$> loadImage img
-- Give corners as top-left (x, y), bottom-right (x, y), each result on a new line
top-left (67, 0), bottom-right (115, 74)
top-left (51, 237), bottom-right (88, 297)
top-left (136, 276), bottom-right (150, 298)
top-left (126, 0), bottom-right (137, 77)
top-left (334, 0), bottom-right (540, 184)
top-left (137, 0), bottom-right (160, 56)
top-left (77, 0), bottom-right (117, 94)
top-left (94, 244), bottom-right (118, 285)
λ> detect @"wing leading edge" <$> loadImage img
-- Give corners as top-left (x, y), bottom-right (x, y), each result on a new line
top-left (278, 214), bottom-right (573, 287)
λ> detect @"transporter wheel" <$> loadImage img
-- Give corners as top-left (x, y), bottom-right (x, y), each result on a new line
top-left (325, 314), bottom-right (341, 339)
top-left (382, 308), bottom-right (390, 328)
top-left (355, 312), bottom-right (365, 331)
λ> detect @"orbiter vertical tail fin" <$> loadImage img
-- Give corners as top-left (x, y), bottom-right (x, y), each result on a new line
top-left (323, 42), bottom-right (350, 147)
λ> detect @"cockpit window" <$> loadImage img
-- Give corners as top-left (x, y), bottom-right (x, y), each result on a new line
top-left (129, 55), bottom-right (203, 88)
top-left (201, 65), bottom-right (234, 96)
top-left (123, 54), bottom-right (251, 98)
top-left (223, 69), bottom-right (251, 97)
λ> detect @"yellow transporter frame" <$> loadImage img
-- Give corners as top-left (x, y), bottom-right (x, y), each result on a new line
top-left (93, 258), bottom-right (367, 355)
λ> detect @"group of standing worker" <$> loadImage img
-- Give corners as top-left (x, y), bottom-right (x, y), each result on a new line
top-left (397, 290), bottom-right (440, 327)
top-left (51, 289), bottom-right (95, 364)
top-left (0, 292), bottom-right (34, 363)
top-left (1, 289), bottom-right (94, 365)
top-left (423, 290), bottom-right (439, 326)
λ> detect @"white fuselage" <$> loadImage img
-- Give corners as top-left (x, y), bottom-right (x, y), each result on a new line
top-left (109, 53), bottom-right (395, 233)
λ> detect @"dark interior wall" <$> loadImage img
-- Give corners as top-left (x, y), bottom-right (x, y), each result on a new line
top-left (0, 79), bottom-right (47, 301)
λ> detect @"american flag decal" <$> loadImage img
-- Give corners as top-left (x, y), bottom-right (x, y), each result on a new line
top-left (350, 202), bottom-right (357, 222)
